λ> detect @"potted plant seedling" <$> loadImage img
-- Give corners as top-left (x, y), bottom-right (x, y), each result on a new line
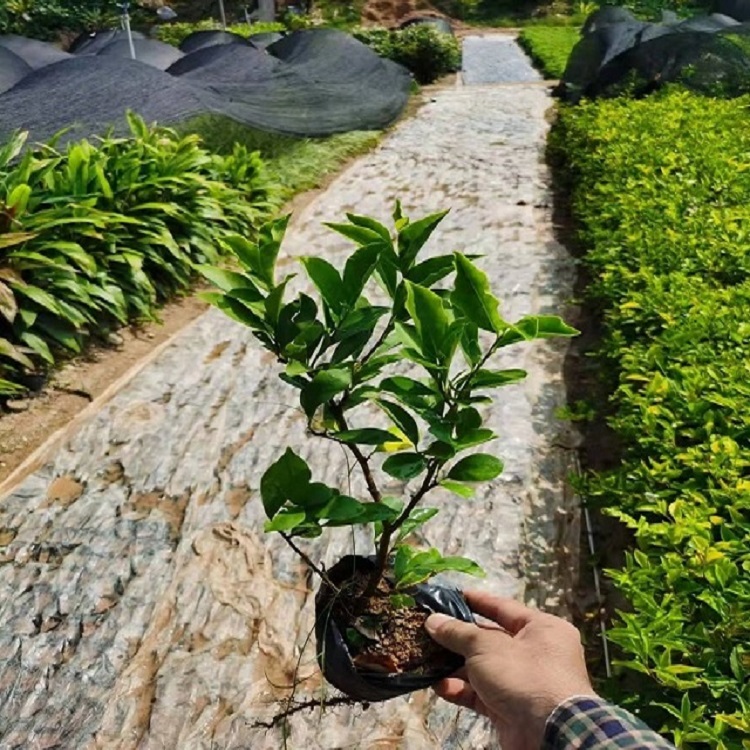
top-left (201, 203), bottom-right (576, 702)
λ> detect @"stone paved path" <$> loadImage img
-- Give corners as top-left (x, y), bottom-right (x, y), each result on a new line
top-left (462, 35), bottom-right (542, 85)
top-left (0, 41), bottom-right (577, 750)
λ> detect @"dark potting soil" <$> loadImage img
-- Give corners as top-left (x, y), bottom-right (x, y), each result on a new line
top-left (330, 570), bottom-right (456, 675)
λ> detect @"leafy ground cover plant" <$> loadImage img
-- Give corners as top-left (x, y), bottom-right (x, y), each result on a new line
top-left (550, 90), bottom-right (750, 746)
top-left (0, 114), bottom-right (271, 400)
top-left (518, 25), bottom-right (581, 78)
top-left (352, 26), bottom-right (461, 84)
top-left (202, 204), bottom-right (576, 699)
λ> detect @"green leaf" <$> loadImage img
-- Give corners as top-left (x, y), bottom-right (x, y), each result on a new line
top-left (0, 338), bottom-right (34, 369)
top-left (0, 281), bottom-right (17, 324)
top-left (260, 448), bottom-right (312, 519)
top-left (332, 428), bottom-right (396, 445)
top-left (407, 255), bottom-right (456, 287)
top-left (395, 507), bottom-right (439, 542)
top-left (404, 281), bottom-right (451, 363)
top-left (383, 452), bottom-right (427, 480)
top-left (0, 232), bottom-right (37, 249)
top-left (19, 331), bottom-right (53, 365)
top-left (514, 315), bottom-right (578, 339)
top-left (376, 399), bottom-right (420, 446)
top-left (398, 210), bottom-right (448, 269)
top-left (455, 428), bottom-right (496, 449)
top-left (300, 257), bottom-right (344, 317)
top-left (199, 265), bottom-right (256, 293)
top-left (325, 221), bottom-right (386, 247)
top-left (447, 454), bottom-right (503, 481)
top-left (343, 243), bottom-right (382, 305)
top-left (452, 253), bottom-right (503, 332)
top-left (264, 510), bottom-right (307, 532)
top-left (472, 369), bottom-right (527, 388)
top-left (300, 367), bottom-right (352, 417)
top-left (390, 593), bottom-right (416, 609)
top-left (439, 479), bottom-right (475, 498)
top-left (346, 213), bottom-right (391, 241)
top-left (264, 276), bottom-right (291, 327)
top-left (257, 214), bottom-right (289, 289)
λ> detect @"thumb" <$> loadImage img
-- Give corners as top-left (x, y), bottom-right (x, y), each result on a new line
top-left (425, 613), bottom-right (485, 657)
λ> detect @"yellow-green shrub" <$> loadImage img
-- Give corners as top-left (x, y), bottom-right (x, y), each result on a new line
top-left (551, 90), bottom-right (750, 747)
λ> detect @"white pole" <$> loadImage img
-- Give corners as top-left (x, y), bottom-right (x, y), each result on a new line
top-left (122, 3), bottom-right (136, 60)
top-left (218, 0), bottom-right (227, 29)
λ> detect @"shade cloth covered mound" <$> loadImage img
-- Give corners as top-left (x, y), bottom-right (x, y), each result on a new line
top-left (0, 34), bottom-right (71, 69)
top-left (179, 29), bottom-right (253, 54)
top-left (0, 47), bottom-right (31, 96)
top-left (95, 38), bottom-right (185, 70)
top-left (560, 5), bottom-right (750, 101)
top-left (0, 29), bottom-right (411, 142)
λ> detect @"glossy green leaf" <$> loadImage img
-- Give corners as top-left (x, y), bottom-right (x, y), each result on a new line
top-left (397, 210), bottom-right (448, 269)
top-left (332, 428), bottom-right (396, 445)
top-left (439, 479), bottom-right (475, 498)
top-left (452, 253), bottom-right (503, 332)
top-left (404, 281), bottom-right (450, 363)
top-left (300, 257), bottom-right (344, 317)
top-left (376, 399), bottom-right (420, 446)
top-left (382, 452), bottom-right (427, 480)
top-left (300, 367), bottom-right (352, 417)
top-left (447, 454), bottom-right (503, 481)
top-left (260, 448), bottom-right (312, 519)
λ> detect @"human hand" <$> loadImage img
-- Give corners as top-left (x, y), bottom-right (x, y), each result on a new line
top-left (425, 591), bottom-right (596, 750)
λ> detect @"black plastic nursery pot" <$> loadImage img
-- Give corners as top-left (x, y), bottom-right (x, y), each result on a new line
top-left (314, 555), bottom-right (475, 702)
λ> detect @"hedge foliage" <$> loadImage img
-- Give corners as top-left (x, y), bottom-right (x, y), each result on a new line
top-left (155, 20), bottom-right (286, 47)
top-left (0, 114), bottom-right (272, 399)
top-left (551, 90), bottom-right (750, 747)
top-left (352, 25), bottom-right (461, 84)
top-left (518, 26), bottom-right (580, 79)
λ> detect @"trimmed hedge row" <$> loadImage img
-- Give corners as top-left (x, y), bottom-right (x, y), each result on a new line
top-left (518, 26), bottom-right (580, 79)
top-left (550, 90), bottom-right (750, 747)
top-left (0, 114), bottom-right (272, 399)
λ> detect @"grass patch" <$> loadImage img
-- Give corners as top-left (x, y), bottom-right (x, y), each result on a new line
top-left (518, 25), bottom-right (580, 78)
top-left (184, 117), bottom-right (381, 202)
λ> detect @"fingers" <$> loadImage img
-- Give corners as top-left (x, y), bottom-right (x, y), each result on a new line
top-left (463, 590), bottom-right (537, 635)
top-left (425, 613), bottom-right (508, 657)
top-left (433, 677), bottom-right (487, 716)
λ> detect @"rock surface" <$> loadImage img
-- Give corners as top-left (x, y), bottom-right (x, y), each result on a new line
top-left (0, 42), bottom-right (577, 750)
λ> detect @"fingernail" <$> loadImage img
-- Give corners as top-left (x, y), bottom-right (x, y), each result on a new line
top-left (425, 613), bottom-right (451, 633)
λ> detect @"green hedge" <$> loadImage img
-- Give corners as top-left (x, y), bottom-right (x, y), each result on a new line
top-left (352, 25), bottom-right (461, 84)
top-left (551, 90), bottom-right (750, 746)
top-left (518, 26), bottom-right (580, 79)
top-left (0, 114), bottom-right (272, 399)
top-left (155, 20), bottom-right (286, 47)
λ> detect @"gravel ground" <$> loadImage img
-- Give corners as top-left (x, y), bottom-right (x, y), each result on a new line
top-left (0, 40), bottom-right (576, 750)
top-left (462, 35), bottom-right (543, 85)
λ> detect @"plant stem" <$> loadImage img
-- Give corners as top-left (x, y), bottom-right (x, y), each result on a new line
top-left (280, 532), bottom-right (339, 593)
top-left (360, 460), bottom-right (440, 600)
top-left (329, 402), bottom-right (381, 503)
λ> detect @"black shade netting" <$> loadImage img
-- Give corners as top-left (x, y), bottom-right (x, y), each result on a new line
top-left (717, 0), bottom-right (750, 22)
top-left (0, 34), bottom-right (71, 69)
top-left (247, 32), bottom-right (285, 48)
top-left (0, 29), bottom-right (411, 142)
top-left (69, 29), bottom-right (146, 55)
top-left (560, 6), bottom-right (750, 101)
top-left (95, 38), bottom-right (185, 70)
top-left (314, 556), bottom-right (474, 703)
top-left (179, 30), bottom-right (253, 54)
top-left (0, 47), bottom-right (31, 96)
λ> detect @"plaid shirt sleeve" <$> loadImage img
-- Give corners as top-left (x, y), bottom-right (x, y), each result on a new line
top-left (542, 696), bottom-right (676, 750)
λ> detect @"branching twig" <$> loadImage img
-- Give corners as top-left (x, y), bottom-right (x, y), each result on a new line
top-left (249, 696), bottom-right (366, 729)
top-left (281, 533), bottom-right (339, 593)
